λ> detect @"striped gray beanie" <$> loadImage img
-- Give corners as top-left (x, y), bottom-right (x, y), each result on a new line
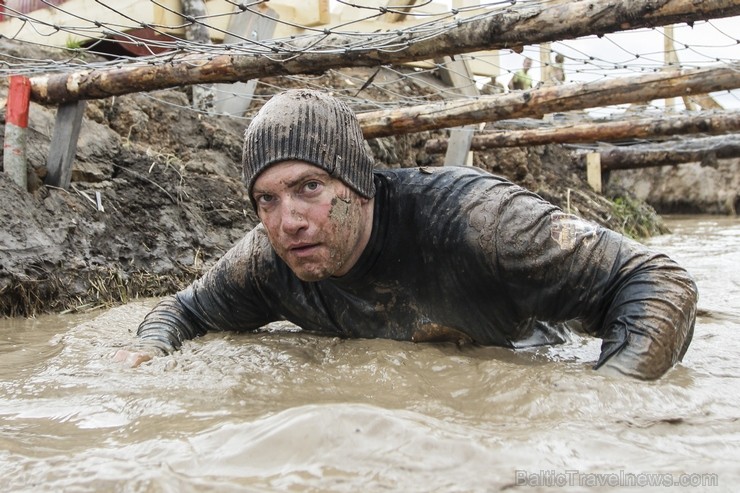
top-left (243, 89), bottom-right (375, 208)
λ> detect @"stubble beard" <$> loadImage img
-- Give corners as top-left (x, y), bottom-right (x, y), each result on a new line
top-left (277, 195), bottom-right (365, 282)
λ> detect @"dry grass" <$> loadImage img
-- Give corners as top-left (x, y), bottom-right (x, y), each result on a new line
top-left (1, 267), bottom-right (202, 318)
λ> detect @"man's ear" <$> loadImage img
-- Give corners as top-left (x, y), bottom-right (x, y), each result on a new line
top-left (359, 195), bottom-right (375, 212)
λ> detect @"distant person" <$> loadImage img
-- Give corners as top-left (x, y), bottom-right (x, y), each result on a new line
top-left (508, 57), bottom-right (533, 91)
top-left (480, 76), bottom-right (505, 95)
top-left (550, 53), bottom-right (566, 84)
top-left (116, 89), bottom-right (697, 380)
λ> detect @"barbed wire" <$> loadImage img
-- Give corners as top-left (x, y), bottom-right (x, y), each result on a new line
top-left (1, 0), bottom-right (738, 120)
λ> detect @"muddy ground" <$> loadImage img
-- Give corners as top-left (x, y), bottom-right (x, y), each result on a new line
top-left (0, 40), bottom-right (733, 317)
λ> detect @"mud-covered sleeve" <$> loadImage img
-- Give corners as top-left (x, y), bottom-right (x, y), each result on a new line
top-left (489, 188), bottom-right (697, 380)
top-left (136, 227), bottom-right (276, 353)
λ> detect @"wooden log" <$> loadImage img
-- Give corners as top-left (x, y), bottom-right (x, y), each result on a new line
top-left (598, 135), bottom-right (740, 170)
top-left (29, 0), bottom-right (740, 104)
top-left (424, 110), bottom-right (740, 152)
top-left (358, 64), bottom-right (740, 139)
top-left (689, 93), bottom-right (724, 110)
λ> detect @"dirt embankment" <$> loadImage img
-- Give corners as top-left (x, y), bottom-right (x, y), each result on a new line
top-left (0, 41), bottom-right (679, 317)
top-left (608, 158), bottom-right (739, 215)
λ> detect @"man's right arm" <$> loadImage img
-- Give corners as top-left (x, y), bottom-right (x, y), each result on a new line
top-left (113, 293), bottom-right (213, 367)
top-left (115, 227), bottom-right (277, 366)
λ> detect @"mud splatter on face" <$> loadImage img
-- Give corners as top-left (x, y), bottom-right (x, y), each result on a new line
top-left (255, 161), bottom-right (373, 282)
top-left (323, 191), bottom-right (365, 275)
top-left (329, 193), bottom-right (355, 222)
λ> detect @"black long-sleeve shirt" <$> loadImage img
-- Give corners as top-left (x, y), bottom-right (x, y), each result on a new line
top-left (137, 166), bottom-right (697, 379)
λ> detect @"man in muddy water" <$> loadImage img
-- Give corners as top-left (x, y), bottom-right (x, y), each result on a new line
top-left (115, 89), bottom-right (697, 380)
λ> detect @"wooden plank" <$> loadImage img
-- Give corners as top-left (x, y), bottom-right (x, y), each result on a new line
top-left (45, 100), bottom-right (86, 189)
top-left (182, 0), bottom-right (215, 112)
top-left (213, 5), bottom-right (278, 116)
top-left (436, 56), bottom-right (480, 166)
top-left (444, 127), bottom-right (476, 166)
top-left (586, 153), bottom-right (602, 193)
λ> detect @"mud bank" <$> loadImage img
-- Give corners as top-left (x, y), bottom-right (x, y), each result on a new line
top-left (608, 157), bottom-right (739, 215)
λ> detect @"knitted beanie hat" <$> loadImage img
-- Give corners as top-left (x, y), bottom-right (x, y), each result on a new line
top-left (242, 89), bottom-right (376, 208)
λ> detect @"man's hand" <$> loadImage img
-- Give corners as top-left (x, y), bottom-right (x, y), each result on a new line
top-left (112, 347), bottom-right (161, 368)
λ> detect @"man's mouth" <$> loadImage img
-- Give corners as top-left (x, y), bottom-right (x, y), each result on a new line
top-left (288, 243), bottom-right (320, 257)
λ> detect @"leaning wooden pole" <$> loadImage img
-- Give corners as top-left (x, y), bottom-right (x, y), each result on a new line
top-left (598, 135), bottom-right (740, 170)
top-left (357, 64), bottom-right (740, 139)
top-left (29, 0), bottom-right (740, 104)
top-left (424, 110), bottom-right (740, 152)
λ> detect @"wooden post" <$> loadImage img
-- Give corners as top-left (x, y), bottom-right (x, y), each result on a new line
top-left (540, 42), bottom-right (552, 86)
top-left (383, 0), bottom-right (418, 23)
top-left (586, 152), bottom-right (602, 193)
top-left (45, 100), bottom-right (86, 189)
top-left (213, 4), bottom-right (278, 116)
top-left (663, 25), bottom-right (678, 112)
top-left (662, 25), bottom-right (719, 111)
top-left (444, 126), bottom-right (477, 166)
top-left (436, 56), bottom-right (480, 166)
top-left (182, 0), bottom-right (215, 112)
top-left (3, 75), bottom-right (31, 190)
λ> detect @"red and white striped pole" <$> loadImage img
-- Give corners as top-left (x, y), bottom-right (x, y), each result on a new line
top-left (3, 75), bottom-right (31, 190)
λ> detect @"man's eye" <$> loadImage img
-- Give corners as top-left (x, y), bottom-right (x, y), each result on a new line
top-left (304, 181), bottom-right (321, 192)
top-left (256, 194), bottom-right (274, 204)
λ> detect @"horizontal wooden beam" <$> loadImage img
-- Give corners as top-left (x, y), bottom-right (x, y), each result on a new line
top-left (357, 63), bottom-right (740, 139)
top-left (29, 0), bottom-right (740, 104)
top-left (424, 110), bottom-right (740, 152)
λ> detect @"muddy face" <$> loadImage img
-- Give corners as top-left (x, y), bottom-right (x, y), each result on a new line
top-left (252, 161), bottom-right (373, 281)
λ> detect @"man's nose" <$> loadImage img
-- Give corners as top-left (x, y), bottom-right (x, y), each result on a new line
top-left (279, 199), bottom-right (308, 234)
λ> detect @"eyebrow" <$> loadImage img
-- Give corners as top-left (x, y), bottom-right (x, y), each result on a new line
top-left (253, 169), bottom-right (330, 195)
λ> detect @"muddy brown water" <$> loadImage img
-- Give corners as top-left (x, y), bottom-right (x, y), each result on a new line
top-left (1, 216), bottom-right (738, 492)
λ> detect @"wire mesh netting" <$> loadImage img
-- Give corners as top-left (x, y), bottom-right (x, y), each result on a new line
top-left (1, 0), bottom-right (739, 123)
